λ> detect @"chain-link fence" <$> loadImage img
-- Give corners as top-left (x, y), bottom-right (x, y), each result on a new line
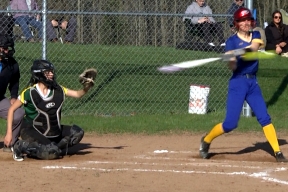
top-left (0, 0), bottom-right (241, 116)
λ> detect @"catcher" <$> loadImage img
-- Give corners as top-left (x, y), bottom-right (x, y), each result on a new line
top-left (4, 59), bottom-right (97, 161)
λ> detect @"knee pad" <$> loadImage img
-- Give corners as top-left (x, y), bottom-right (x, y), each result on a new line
top-left (57, 136), bottom-right (70, 149)
top-left (37, 143), bottom-right (61, 160)
top-left (27, 143), bottom-right (61, 160)
top-left (69, 124), bottom-right (84, 146)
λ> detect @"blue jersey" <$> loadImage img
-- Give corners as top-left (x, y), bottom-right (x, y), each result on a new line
top-left (225, 31), bottom-right (263, 75)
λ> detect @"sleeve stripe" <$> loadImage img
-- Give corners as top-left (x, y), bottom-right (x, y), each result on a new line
top-left (60, 85), bottom-right (68, 94)
top-left (252, 38), bottom-right (264, 45)
top-left (20, 85), bottom-right (34, 103)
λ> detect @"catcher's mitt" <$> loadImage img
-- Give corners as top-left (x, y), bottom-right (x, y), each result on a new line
top-left (79, 68), bottom-right (97, 89)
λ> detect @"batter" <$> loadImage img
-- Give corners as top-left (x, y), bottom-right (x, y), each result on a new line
top-left (199, 7), bottom-right (288, 162)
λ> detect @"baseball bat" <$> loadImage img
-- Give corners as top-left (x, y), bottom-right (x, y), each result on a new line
top-left (158, 50), bottom-right (277, 73)
top-left (157, 57), bottom-right (222, 73)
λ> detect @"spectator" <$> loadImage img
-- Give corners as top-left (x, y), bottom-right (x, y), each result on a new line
top-left (47, 16), bottom-right (77, 43)
top-left (226, 0), bottom-right (244, 30)
top-left (184, 0), bottom-right (225, 47)
top-left (10, 0), bottom-right (43, 42)
top-left (265, 10), bottom-right (288, 56)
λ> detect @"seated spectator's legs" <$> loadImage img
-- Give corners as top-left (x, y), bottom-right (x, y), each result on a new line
top-left (210, 23), bottom-right (225, 44)
top-left (198, 23), bottom-right (214, 44)
top-left (282, 45), bottom-right (288, 53)
top-left (64, 17), bottom-right (77, 42)
top-left (265, 43), bottom-right (276, 51)
top-left (196, 23), bottom-right (225, 45)
top-left (14, 15), bottom-right (34, 40)
top-left (46, 21), bottom-right (57, 41)
top-left (28, 17), bottom-right (43, 39)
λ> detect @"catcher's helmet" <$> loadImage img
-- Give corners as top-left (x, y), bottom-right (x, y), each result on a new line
top-left (233, 7), bottom-right (255, 29)
top-left (30, 60), bottom-right (58, 88)
top-left (0, 33), bottom-right (15, 61)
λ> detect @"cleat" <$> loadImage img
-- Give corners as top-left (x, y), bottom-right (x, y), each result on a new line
top-left (12, 140), bottom-right (24, 162)
top-left (199, 136), bottom-right (210, 159)
top-left (3, 145), bottom-right (13, 153)
top-left (275, 151), bottom-right (288, 162)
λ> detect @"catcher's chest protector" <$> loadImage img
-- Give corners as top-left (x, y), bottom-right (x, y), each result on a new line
top-left (30, 87), bottom-right (65, 138)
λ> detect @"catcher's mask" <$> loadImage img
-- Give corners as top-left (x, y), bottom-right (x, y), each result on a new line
top-left (0, 34), bottom-right (15, 62)
top-left (31, 60), bottom-right (58, 88)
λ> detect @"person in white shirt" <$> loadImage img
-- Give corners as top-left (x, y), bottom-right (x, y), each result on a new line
top-left (184, 0), bottom-right (225, 46)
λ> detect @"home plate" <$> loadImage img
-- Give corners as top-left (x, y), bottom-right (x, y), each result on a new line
top-left (153, 150), bottom-right (169, 153)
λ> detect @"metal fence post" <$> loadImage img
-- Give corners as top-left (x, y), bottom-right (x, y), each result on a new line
top-left (243, 0), bottom-right (253, 117)
top-left (42, 0), bottom-right (47, 60)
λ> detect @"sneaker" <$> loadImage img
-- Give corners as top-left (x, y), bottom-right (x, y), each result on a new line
top-left (199, 136), bottom-right (210, 159)
top-left (281, 52), bottom-right (288, 57)
top-left (3, 145), bottom-right (13, 153)
top-left (12, 141), bottom-right (24, 162)
top-left (208, 42), bottom-right (215, 47)
top-left (28, 38), bottom-right (35, 43)
top-left (275, 151), bottom-right (288, 162)
top-left (220, 43), bottom-right (226, 46)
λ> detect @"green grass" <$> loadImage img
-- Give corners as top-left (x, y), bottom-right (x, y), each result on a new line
top-left (13, 42), bottom-right (229, 115)
top-left (1, 43), bottom-right (288, 135)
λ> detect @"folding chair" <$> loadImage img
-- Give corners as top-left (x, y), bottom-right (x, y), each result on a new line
top-left (280, 9), bottom-right (288, 25)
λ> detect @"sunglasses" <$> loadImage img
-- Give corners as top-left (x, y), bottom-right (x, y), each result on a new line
top-left (236, 0), bottom-right (243, 2)
top-left (274, 16), bottom-right (281, 19)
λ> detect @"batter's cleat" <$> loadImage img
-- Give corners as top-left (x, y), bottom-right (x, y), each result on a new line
top-left (12, 140), bottom-right (24, 162)
top-left (275, 151), bottom-right (288, 162)
top-left (3, 145), bottom-right (13, 153)
top-left (199, 136), bottom-right (210, 159)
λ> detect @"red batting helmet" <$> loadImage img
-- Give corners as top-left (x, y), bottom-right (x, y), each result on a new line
top-left (233, 7), bottom-right (255, 29)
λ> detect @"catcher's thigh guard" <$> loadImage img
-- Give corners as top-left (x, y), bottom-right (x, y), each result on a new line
top-left (69, 124), bottom-right (84, 146)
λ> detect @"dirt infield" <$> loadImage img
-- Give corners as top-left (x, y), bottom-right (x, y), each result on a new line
top-left (1, 132), bottom-right (288, 192)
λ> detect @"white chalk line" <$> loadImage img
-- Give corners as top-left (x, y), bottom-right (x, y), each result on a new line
top-left (86, 160), bottom-right (262, 169)
top-left (152, 150), bottom-right (193, 154)
top-left (148, 150), bottom-right (288, 185)
top-left (134, 155), bottom-right (268, 169)
top-left (133, 154), bottom-right (196, 161)
top-left (42, 165), bottom-right (288, 185)
top-left (41, 148), bottom-right (288, 186)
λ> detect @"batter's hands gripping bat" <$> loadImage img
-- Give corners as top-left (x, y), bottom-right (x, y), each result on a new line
top-left (157, 49), bottom-right (277, 73)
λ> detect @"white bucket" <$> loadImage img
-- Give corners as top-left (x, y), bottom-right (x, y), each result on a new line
top-left (242, 101), bottom-right (252, 117)
top-left (188, 85), bottom-right (210, 114)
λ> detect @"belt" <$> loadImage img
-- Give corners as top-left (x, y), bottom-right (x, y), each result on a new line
top-left (235, 74), bottom-right (256, 79)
